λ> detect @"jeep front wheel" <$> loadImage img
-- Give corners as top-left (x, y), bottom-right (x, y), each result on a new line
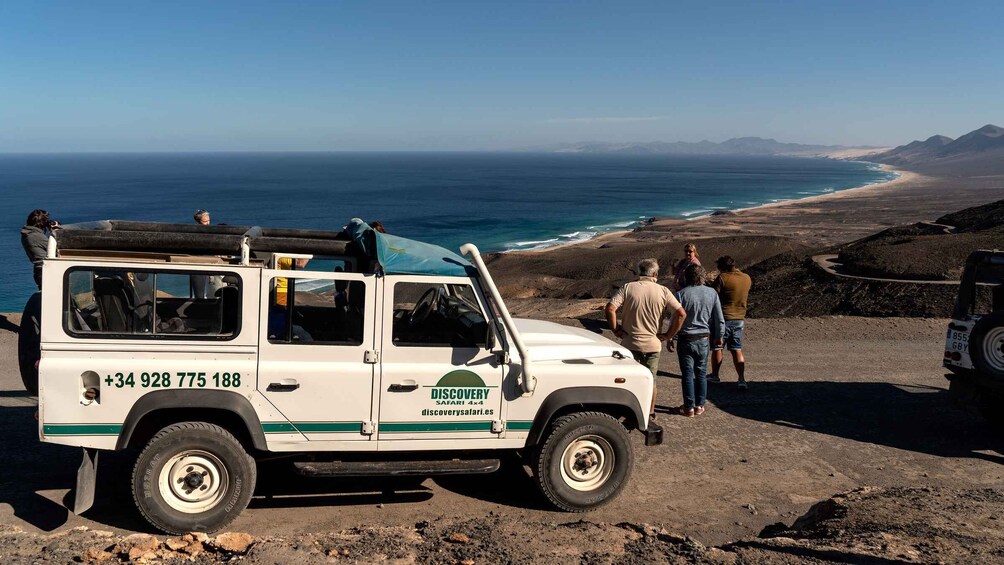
top-left (132, 422), bottom-right (256, 534)
top-left (534, 412), bottom-right (633, 512)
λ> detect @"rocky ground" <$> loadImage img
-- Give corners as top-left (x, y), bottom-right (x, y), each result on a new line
top-left (2, 486), bottom-right (1002, 563)
top-left (2, 313), bottom-right (1004, 563)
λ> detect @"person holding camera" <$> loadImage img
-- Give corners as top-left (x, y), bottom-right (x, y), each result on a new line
top-left (21, 209), bottom-right (59, 289)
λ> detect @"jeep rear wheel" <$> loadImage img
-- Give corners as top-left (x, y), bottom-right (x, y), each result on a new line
top-left (132, 422), bottom-right (256, 534)
top-left (534, 412), bottom-right (633, 512)
top-left (970, 312), bottom-right (1004, 379)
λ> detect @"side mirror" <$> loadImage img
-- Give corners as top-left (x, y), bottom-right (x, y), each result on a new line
top-left (488, 319), bottom-right (506, 351)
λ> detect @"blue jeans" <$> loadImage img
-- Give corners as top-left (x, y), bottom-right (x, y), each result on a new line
top-left (678, 337), bottom-right (709, 409)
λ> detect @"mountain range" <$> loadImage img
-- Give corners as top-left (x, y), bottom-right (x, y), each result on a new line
top-left (865, 124), bottom-right (1004, 176)
top-left (519, 137), bottom-right (868, 156)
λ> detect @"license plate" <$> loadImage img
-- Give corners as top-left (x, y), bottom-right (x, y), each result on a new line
top-left (947, 330), bottom-right (969, 353)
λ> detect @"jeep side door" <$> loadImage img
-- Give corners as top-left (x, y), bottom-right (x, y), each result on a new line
top-left (258, 269), bottom-right (378, 443)
top-left (377, 276), bottom-right (503, 441)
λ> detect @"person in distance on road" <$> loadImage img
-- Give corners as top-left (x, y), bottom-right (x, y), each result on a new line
top-left (670, 264), bottom-right (724, 417)
top-left (606, 258), bottom-right (687, 421)
top-left (709, 255), bottom-right (751, 390)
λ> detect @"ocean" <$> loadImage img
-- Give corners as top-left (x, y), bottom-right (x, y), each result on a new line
top-left (0, 152), bottom-right (894, 313)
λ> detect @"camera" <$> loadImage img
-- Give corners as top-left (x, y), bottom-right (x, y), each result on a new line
top-left (47, 219), bottom-right (61, 230)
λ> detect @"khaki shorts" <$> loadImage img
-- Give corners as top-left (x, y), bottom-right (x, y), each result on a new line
top-left (630, 350), bottom-right (660, 377)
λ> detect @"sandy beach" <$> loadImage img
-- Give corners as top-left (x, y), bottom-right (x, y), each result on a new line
top-left (526, 163), bottom-right (921, 255)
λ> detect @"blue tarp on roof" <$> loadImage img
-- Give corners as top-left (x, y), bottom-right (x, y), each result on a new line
top-left (346, 218), bottom-right (475, 277)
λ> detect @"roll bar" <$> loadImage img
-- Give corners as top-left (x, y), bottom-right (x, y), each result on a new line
top-left (460, 243), bottom-right (535, 396)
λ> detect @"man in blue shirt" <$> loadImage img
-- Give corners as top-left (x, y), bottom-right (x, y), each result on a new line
top-left (670, 263), bottom-right (725, 417)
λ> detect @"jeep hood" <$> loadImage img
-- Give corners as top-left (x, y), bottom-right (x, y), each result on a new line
top-left (512, 318), bottom-right (629, 361)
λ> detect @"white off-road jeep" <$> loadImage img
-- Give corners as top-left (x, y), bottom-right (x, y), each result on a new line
top-left (23, 219), bottom-right (662, 534)
top-left (944, 249), bottom-right (1004, 430)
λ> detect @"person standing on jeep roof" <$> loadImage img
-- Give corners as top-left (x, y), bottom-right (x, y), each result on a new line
top-left (606, 258), bottom-right (687, 420)
top-left (21, 209), bottom-right (58, 289)
top-left (190, 209), bottom-right (222, 298)
top-left (709, 255), bottom-right (751, 390)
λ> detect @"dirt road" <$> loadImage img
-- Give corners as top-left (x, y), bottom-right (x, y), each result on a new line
top-left (0, 313), bottom-right (1001, 554)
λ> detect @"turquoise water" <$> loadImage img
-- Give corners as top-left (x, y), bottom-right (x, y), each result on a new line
top-left (0, 152), bottom-right (894, 312)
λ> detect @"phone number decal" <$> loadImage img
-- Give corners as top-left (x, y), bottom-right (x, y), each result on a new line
top-left (103, 372), bottom-right (242, 388)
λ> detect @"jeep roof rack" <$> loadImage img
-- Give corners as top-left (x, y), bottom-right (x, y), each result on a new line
top-left (51, 220), bottom-right (357, 263)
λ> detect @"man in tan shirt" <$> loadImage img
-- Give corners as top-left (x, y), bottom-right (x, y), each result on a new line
top-left (606, 258), bottom-right (687, 419)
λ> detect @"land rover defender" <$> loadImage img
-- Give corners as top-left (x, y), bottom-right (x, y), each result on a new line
top-left (23, 219), bottom-right (663, 534)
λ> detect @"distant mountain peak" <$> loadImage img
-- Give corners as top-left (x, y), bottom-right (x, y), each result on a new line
top-left (520, 136), bottom-right (858, 156)
top-left (925, 135), bottom-right (954, 145)
top-left (974, 124), bottom-right (1004, 136)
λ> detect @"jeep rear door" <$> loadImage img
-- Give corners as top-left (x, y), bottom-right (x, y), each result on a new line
top-left (377, 276), bottom-right (503, 442)
top-left (257, 269), bottom-right (378, 443)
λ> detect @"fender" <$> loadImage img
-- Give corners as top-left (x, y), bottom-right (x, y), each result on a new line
top-left (116, 389), bottom-right (268, 450)
top-left (523, 386), bottom-right (646, 446)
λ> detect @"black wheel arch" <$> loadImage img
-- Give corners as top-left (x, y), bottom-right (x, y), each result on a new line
top-left (117, 389), bottom-right (268, 451)
top-left (523, 387), bottom-right (645, 447)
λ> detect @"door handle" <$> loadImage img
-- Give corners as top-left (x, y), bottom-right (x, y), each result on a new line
top-left (389, 380), bottom-right (419, 392)
top-left (267, 378), bottom-right (300, 392)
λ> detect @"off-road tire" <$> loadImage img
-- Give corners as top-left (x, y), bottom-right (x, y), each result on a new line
top-left (969, 312), bottom-right (1004, 380)
top-left (17, 292), bottom-right (42, 395)
top-left (533, 412), bottom-right (633, 512)
top-left (132, 422), bottom-right (256, 534)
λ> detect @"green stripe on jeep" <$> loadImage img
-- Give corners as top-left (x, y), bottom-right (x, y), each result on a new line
top-left (43, 424), bottom-right (123, 436)
top-left (262, 422), bottom-right (363, 434)
top-left (379, 421), bottom-right (493, 433)
top-left (261, 422), bottom-right (298, 434)
top-left (292, 422), bottom-right (361, 433)
top-left (507, 421), bottom-right (533, 431)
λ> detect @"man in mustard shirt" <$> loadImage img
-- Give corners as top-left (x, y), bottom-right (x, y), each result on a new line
top-left (710, 256), bottom-right (752, 390)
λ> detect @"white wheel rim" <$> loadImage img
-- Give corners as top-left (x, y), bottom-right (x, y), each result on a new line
top-left (559, 435), bottom-right (614, 492)
top-left (158, 450), bottom-right (230, 514)
top-left (983, 328), bottom-right (1004, 373)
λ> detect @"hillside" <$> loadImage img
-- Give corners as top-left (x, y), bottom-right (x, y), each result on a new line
top-left (868, 124), bottom-right (1004, 176)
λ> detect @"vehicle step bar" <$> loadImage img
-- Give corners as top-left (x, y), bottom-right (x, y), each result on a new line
top-left (293, 458), bottom-right (501, 477)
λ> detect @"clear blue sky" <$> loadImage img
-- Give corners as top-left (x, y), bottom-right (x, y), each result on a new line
top-left (1, 1), bottom-right (1001, 151)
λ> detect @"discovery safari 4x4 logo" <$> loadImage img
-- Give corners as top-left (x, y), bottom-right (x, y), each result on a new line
top-left (421, 370), bottom-right (496, 417)
top-left (428, 370), bottom-right (493, 404)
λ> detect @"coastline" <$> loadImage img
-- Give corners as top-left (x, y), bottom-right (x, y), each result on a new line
top-left (527, 163), bottom-right (915, 254)
top-left (729, 163), bottom-right (917, 213)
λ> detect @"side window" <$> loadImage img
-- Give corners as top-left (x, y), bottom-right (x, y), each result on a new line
top-left (392, 282), bottom-right (488, 348)
top-left (268, 277), bottom-right (365, 345)
top-left (65, 269), bottom-right (240, 338)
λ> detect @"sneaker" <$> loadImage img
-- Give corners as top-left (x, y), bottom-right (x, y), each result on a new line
top-left (708, 373), bottom-right (721, 383)
top-left (737, 380), bottom-right (748, 391)
top-left (695, 406), bottom-right (706, 416)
